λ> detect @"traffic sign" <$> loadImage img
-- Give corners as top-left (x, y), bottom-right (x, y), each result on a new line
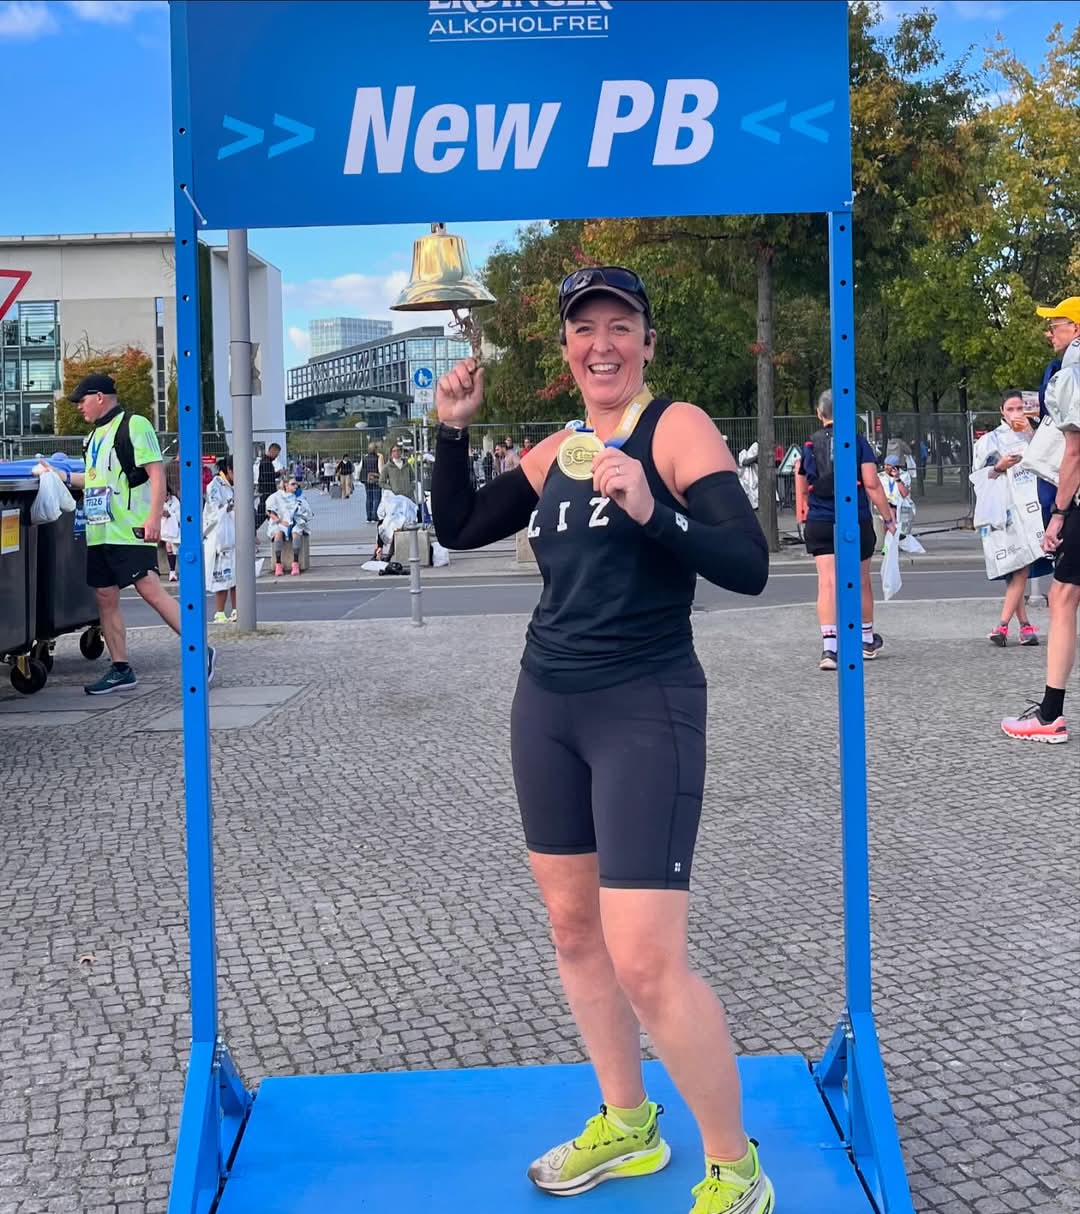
top-left (178, 0), bottom-right (851, 230)
top-left (413, 366), bottom-right (434, 389)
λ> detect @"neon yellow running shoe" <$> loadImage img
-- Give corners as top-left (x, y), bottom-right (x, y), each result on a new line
top-left (688, 1141), bottom-right (775, 1213)
top-left (527, 1102), bottom-right (670, 1196)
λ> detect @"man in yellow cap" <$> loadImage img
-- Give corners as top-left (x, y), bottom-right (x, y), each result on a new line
top-left (1000, 297), bottom-right (1080, 742)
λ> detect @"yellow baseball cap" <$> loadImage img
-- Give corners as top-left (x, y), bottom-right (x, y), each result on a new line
top-left (1035, 296), bottom-right (1080, 323)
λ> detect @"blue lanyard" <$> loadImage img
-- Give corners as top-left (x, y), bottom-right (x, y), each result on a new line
top-left (569, 387), bottom-right (652, 449)
top-left (88, 433), bottom-right (105, 470)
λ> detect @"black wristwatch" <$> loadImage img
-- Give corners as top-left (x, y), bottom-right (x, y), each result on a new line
top-left (437, 423), bottom-right (467, 442)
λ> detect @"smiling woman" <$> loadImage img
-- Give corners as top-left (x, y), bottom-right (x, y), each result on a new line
top-left (431, 267), bottom-right (774, 1213)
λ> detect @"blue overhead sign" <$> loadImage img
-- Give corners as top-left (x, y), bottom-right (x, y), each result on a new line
top-left (176, 0), bottom-right (852, 230)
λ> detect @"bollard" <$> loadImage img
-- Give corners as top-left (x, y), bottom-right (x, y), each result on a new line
top-left (406, 525), bottom-right (424, 627)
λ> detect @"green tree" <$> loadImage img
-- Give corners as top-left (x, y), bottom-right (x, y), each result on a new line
top-left (53, 343), bottom-right (155, 435)
top-left (165, 353), bottom-right (178, 431)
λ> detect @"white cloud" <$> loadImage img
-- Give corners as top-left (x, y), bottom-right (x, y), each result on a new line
top-left (65, 0), bottom-right (162, 24)
top-left (952, 0), bottom-right (1008, 20)
top-left (0, 1), bottom-right (58, 39)
top-left (287, 326), bottom-right (311, 359)
top-left (283, 270), bottom-right (414, 326)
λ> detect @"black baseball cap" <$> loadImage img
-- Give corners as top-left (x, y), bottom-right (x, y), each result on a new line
top-left (69, 373), bottom-right (117, 402)
top-left (559, 267), bottom-right (653, 324)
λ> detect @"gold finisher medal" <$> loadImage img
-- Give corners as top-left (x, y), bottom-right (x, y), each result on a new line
top-left (557, 431), bottom-right (604, 481)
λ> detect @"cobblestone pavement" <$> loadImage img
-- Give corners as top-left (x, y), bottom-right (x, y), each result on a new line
top-left (1, 599), bottom-right (1077, 1214)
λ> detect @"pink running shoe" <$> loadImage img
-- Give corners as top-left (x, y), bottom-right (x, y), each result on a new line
top-left (1001, 704), bottom-right (1068, 744)
top-left (1019, 624), bottom-right (1040, 646)
top-left (988, 624), bottom-right (1009, 647)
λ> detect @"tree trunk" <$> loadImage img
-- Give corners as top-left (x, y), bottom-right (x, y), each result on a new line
top-left (755, 245), bottom-right (778, 551)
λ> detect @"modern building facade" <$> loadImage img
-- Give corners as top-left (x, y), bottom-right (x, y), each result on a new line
top-left (309, 316), bottom-right (392, 358)
top-left (287, 326), bottom-right (470, 423)
top-left (0, 232), bottom-right (284, 439)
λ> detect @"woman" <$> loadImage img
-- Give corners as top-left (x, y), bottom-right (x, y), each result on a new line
top-left (160, 461), bottom-right (182, 582)
top-left (432, 267), bottom-right (773, 1214)
top-left (265, 474), bottom-right (314, 576)
top-left (879, 454), bottom-right (915, 541)
top-left (974, 390), bottom-right (1052, 647)
top-left (203, 456), bottom-right (237, 624)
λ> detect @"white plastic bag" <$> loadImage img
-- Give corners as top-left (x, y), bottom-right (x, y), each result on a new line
top-left (361, 560), bottom-right (388, 572)
top-left (30, 468), bottom-right (76, 524)
top-left (898, 534), bottom-right (926, 555)
top-left (970, 467), bottom-right (1009, 530)
top-left (879, 529), bottom-right (902, 601)
top-left (1021, 415), bottom-right (1066, 485)
top-left (432, 541), bottom-right (450, 568)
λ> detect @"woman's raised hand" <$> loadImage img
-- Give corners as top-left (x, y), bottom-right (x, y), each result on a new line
top-left (436, 358), bottom-right (485, 428)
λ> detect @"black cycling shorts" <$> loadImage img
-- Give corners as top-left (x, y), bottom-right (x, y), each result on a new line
top-left (510, 662), bottom-right (707, 890)
top-left (804, 516), bottom-right (876, 561)
top-left (87, 543), bottom-right (159, 590)
top-left (1053, 507), bottom-right (1080, 586)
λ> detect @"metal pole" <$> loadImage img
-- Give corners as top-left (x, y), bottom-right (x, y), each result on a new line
top-left (227, 229), bottom-right (256, 632)
top-left (828, 210), bottom-right (873, 1018)
top-left (406, 525), bottom-right (424, 627)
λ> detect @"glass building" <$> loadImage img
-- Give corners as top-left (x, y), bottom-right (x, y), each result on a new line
top-left (309, 317), bottom-right (392, 358)
top-left (288, 325), bottom-right (470, 420)
top-left (1, 301), bottom-right (60, 435)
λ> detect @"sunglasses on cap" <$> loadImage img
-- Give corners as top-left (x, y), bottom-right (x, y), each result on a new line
top-left (559, 266), bottom-right (652, 318)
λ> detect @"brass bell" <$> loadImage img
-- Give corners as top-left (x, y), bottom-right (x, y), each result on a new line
top-left (390, 223), bottom-right (496, 312)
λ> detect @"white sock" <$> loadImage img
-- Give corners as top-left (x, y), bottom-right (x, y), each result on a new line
top-left (862, 621), bottom-right (874, 645)
top-left (821, 627), bottom-right (838, 655)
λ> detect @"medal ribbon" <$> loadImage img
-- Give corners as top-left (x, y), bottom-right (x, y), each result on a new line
top-left (573, 387), bottom-right (654, 448)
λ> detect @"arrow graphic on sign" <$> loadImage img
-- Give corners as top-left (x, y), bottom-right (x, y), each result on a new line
top-left (269, 114), bottom-right (316, 158)
top-left (0, 269), bottom-right (31, 322)
top-left (740, 100), bottom-right (836, 144)
top-left (218, 115), bottom-right (264, 160)
top-left (790, 100), bottom-right (835, 143)
top-left (740, 101), bottom-right (786, 144)
top-left (218, 114), bottom-right (316, 160)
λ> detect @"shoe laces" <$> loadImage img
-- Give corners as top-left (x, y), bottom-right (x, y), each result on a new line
top-left (690, 1161), bottom-right (753, 1209)
top-left (1017, 701), bottom-right (1047, 722)
top-left (574, 1103), bottom-right (656, 1150)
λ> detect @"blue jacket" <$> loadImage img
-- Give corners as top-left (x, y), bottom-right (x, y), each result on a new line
top-left (798, 428), bottom-right (877, 522)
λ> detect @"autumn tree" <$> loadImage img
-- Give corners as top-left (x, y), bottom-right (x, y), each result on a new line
top-left (52, 343), bottom-right (155, 435)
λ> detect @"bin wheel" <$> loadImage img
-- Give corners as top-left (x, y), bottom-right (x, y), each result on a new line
top-left (11, 659), bottom-right (48, 696)
top-left (80, 628), bottom-right (105, 661)
top-left (32, 641), bottom-right (54, 672)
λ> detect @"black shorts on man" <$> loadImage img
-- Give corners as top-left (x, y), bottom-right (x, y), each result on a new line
top-left (1053, 507), bottom-right (1080, 586)
top-left (803, 517), bottom-right (876, 562)
top-left (87, 543), bottom-right (159, 589)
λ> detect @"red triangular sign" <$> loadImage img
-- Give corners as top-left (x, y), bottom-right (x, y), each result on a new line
top-left (0, 269), bottom-right (32, 322)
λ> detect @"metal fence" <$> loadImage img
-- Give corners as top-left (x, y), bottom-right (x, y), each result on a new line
top-left (2, 410), bottom-right (989, 541)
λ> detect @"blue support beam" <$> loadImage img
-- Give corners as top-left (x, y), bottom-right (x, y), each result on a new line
top-left (167, 5), bottom-right (253, 1210)
top-left (817, 212), bottom-right (914, 1214)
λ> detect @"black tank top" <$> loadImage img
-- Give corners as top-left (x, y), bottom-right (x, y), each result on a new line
top-left (521, 398), bottom-right (697, 692)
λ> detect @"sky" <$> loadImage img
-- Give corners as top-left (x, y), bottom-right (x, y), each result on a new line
top-left (0, 0), bottom-right (1071, 371)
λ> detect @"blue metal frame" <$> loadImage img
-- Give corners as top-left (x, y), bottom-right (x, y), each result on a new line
top-left (166, 6), bottom-right (913, 1214)
top-left (815, 212), bottom-right (914, 1214)
top-left (168, 4), bottom-right (252, 1211)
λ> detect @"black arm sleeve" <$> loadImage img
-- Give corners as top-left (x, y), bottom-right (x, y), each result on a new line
top-left (431, 430), bottom-right (538, 550)
top-left (640, 470), bottom-right (769, 595)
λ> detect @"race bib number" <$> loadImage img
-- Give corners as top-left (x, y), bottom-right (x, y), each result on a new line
top-left (84, 487), bottom-right (113, 525)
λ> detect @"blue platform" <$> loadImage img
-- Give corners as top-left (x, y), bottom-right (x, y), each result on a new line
top-left (216, 1056), bottom-right (873, 1214)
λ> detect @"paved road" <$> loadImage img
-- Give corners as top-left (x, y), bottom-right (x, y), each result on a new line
top-left (1, 606), bottom-right (1074, 1214)
top-left (121, 567), bottom-right (1005, 626)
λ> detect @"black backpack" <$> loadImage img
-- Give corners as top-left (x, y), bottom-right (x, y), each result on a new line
top-left (810, 427), bottom-right (835, 499)
top-left (809, 426), bottom-right (864, 499)
top-left (84, 412), bottom-right (150, 500)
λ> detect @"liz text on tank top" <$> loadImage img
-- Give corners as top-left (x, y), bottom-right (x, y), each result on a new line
top-left (522, 398), bottom-right (698, 692)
